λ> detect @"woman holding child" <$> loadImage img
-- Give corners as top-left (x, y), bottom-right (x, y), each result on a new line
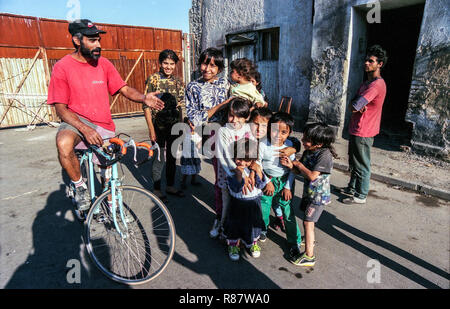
top-left (185, 48), bottom-right (231, 238)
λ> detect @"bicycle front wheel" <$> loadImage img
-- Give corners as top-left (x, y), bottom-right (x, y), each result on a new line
top-left (85, 185), bottom-right (175, 285)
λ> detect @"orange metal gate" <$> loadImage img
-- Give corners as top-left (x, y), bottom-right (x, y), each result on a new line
top-left (0, 13), bottom-right (184, 128)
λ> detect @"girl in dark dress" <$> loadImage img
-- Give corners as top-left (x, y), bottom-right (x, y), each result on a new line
top-left (222, 138), bottom-right (266, 261)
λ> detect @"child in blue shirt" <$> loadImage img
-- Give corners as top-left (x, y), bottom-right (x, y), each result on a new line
top-left (222, 137), bottom-right (266, 261)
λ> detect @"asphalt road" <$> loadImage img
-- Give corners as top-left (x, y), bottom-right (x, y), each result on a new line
top-left (0, 116), bottom-right (449, 290)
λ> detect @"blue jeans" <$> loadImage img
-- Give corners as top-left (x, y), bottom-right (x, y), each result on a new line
top-left (348, 135), bottom-right (373, 199)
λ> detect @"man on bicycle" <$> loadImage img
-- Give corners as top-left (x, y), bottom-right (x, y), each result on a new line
top-left (47, 19), bottom-right (164, 212)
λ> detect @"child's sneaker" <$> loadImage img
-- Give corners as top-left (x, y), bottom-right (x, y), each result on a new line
top-left (250, 243), bottom-right (261, 258)
top-left (259, 232), bottom-right (267, 242)
top-left (209, 219), bottom-right (221, 238)
top-left (72, 183), bottom-right (91, 211)
top-left (291, 252), bottom-right (316, 267)
top-left (228, 245), bottom-right (240, 261)
top-left (343, 196), bottom-right (366, 205)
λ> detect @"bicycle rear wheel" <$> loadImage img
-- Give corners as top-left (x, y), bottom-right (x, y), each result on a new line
top-left (84, 185), bottom-right (175, 285)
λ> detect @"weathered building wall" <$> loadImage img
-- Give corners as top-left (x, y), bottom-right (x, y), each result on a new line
top-left (189, 0), bottom-right (314, 128)
top-left (405, 0), bottom-right (450, 159)
top-left (191, 0), bottom-right (449, 159)
top-left (308, 0), bottom-right (351, 132)
top-left (308, 0), bottom-right (449, 159)
top-left (189, 0), bottom-right (204, 73)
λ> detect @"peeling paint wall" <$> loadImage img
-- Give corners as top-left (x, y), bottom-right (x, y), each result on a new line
top-left (189, 0), bottom-right (203, 74)
top-left (191, 0), bottom-right (449, 159)
top-left (406, 0), bottom-right (450, 159)
top-left (308, 0), bottom-right (354, 133)
top-left (307, 0), bottom-right (449, 159)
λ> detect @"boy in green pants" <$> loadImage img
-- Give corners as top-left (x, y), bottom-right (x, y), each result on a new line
top-left (257, 112), bottom-right (302, 260)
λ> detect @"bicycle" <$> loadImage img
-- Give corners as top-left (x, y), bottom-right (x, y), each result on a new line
top-left (67, 133), bottom-right (175, 285)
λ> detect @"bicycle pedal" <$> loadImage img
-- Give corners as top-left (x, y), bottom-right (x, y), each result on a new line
top-left (74, 209), bottom-right (86, 222)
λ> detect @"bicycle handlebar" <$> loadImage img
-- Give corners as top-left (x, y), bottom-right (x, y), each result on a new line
top-left (105, 135), bottom-right (159, 167)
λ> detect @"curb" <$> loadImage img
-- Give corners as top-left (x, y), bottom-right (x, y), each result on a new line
top-left (332, 162), bottom-right (450, 201)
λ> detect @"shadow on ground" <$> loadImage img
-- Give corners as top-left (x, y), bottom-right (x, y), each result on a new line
top-left (123, 154), bottom-right (281, 288)
top-left (5, 171), bottom-right (125, 289)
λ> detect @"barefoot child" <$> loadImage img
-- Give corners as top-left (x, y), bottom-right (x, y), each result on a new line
top-left (280, 123), bottom-right (337, 266)
top-left (223, 138), bottom-right (266, 261)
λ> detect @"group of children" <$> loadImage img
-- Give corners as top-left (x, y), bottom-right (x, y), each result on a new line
top-left (181, 57), bottom-right (337, 267)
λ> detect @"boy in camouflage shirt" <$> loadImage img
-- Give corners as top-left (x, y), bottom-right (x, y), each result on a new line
top-left (143, 49), bottom-right (186, 200)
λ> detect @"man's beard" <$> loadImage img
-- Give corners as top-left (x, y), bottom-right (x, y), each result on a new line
top-left (80, 41), bottom-right (101, 60)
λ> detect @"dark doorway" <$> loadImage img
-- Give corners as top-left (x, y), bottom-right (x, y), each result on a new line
top-left (367, 3), bottom-right (424, 147)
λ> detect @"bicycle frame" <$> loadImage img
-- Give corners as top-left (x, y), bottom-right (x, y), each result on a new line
top-left (78, 146), bottom-right (130, 239)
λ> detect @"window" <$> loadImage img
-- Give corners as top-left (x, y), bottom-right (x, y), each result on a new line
top-left (225, 27), bottom-right (280, 61)
top-left (259, 28), bottom-right (279, 61)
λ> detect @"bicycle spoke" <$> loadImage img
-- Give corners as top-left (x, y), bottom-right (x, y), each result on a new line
top-left (85, 186), bottom-right (175, 284)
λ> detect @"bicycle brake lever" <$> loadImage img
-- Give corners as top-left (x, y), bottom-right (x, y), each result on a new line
top-left (151, 142), bottom-right (161, 161)
top-left (129, 139), bottom-right (137, 162)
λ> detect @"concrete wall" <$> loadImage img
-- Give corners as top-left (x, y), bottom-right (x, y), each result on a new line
top-left (405, 0), bottom-right (450, 159)
top-left (307, 0), bottom-right (449, 159)
top-left (308, 0), bottom-right (352, 133)
top-left (189, 0), bottom-right (314, 129)
top-left (189, 0), bottom-right (203, 70)
top-left (190, 0), bottom-right (449, 159)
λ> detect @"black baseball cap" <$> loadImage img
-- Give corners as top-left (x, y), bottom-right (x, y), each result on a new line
top-left (68, 19), bottom-right (106, 36)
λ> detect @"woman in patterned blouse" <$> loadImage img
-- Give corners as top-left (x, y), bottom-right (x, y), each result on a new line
top-left (185, 47), bottom-right (232, 238)
top-left (185, 47), bottom-right (231, 127)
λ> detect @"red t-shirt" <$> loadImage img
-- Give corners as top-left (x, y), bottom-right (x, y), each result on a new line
top-left (47, 55), bottom-right (126, 131)
top-left (348, 78), bottom-right (386, 137)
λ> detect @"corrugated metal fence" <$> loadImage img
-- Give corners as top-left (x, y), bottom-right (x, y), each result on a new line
top-left (0, 13), bottom-right (184, 128)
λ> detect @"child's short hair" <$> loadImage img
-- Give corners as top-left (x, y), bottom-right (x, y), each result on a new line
top-left (198, 47), bottom-right (225, 72)
top-left (231, 137), bottom-right (259, 161)
top-left (230, 58), bottom-right (257, 81)
top-left (303, 122), bottom-right (338, 158)
top-left (159, 49), bottom-right (179, 64)
top-left (228, 97), bottom-right (252, 119)
top-left (252, 71), bottom-right (262, 92)
top-left (269, 112), bottom-right (294, 134)
top-left (250, 107), bottom-right (272, 122)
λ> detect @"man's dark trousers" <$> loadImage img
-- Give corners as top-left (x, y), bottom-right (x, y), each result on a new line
top-left (348, 135), bottom-right (374, 199)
